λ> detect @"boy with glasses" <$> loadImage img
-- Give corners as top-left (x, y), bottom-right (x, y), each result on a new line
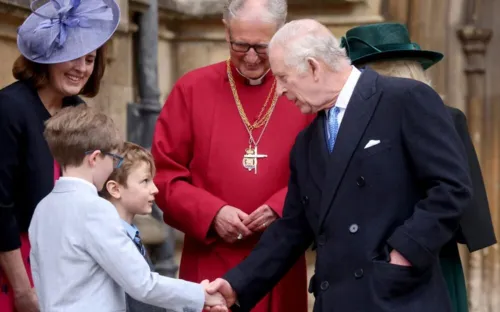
top-left (28, 105), bottom-right (226, 312)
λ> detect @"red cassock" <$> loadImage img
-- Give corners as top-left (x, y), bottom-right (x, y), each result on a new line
top-left (152, 61), bottom-right (315, 312)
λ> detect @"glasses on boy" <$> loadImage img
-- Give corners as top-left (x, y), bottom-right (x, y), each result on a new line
top-left (85, 151), bottom-right (124, 169)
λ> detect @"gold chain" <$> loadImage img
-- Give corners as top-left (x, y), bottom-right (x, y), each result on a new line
top-left (226, 59), bottom-right (279, 131)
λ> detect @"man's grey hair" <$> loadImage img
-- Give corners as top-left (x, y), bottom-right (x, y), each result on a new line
top-left (269, 19), bottom-right (351, 72)
top-left (223, 0), bottom-right (287, 28)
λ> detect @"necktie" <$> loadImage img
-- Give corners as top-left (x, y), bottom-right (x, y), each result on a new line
top-left (133, 231), bottom-right (146, 257)
top-left (327, 106), bottom-right (341, 153)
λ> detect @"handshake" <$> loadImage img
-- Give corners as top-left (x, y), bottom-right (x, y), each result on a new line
top-left (201, 278), bottom-right (236, 312)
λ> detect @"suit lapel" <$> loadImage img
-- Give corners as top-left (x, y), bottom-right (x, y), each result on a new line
top-left (317, 69), bottom-right (382, 229)
top-left (309, 112), bottom-right (329, 189)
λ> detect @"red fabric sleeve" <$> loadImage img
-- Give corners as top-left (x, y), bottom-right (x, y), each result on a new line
top-left (265, 187), bottom-right (288, 217)
top-left (151, 84), bottom-right (227, 244)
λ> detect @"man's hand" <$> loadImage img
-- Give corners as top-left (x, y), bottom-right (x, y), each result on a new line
top-left (201, 280), bottom-right (227, 312)
top-left (204, 278), bottom-right (237, 311)
top-left (213, 205), bottom-right (252, 243)
top-left (14, 287), bottom-right (39, 312)
top-left (243, 204), bottom-right (278, 232)
top-left (389, 249), bottom-right (412, 267)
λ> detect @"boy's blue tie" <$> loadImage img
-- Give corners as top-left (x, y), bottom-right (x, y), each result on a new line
top-left (327, 106), bottom-right (341, 153)
top-left (133, 231), bottom-right (146, 256)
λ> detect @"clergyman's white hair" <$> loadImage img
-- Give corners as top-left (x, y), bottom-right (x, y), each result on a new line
top-left (269, 19), bottom-right (351, 72)
top-left (223, 0), bottom-right (287, 27)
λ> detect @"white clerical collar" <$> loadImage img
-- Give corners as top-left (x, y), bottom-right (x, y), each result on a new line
top-left (236, 67), bottom-right (271, 86)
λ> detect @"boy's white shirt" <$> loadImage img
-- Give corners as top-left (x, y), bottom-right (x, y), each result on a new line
top-left (29, 177), bottom-right (205, 312)
top-left (58, 176), bottom-right (96, 189)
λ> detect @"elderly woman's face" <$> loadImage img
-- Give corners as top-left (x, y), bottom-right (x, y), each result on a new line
top-left (47, 50), bottom-right (96, 96)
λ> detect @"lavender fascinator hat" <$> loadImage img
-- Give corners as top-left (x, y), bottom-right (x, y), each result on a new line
top-left (17, 0), bottom-right (120, 64)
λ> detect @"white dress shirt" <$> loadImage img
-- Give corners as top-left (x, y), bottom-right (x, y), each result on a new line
top-left (325, 66), bottom-right (362, 140)
top-left (29, 177), bottom-right (204, 312)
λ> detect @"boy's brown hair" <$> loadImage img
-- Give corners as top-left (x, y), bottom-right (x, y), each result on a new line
top-left (44, 105), bottom-right (123, 167)
top-left (100, 142), bottom-right (156, 200)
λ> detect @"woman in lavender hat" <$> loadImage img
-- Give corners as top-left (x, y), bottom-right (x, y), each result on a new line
top-left (0, 0), bottom-right (119, 310)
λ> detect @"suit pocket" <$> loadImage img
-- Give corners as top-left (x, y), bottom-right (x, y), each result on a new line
top-left (359, 141), bottom-right (392, 159)
top-left (371, 260), bottom-right (430, 300)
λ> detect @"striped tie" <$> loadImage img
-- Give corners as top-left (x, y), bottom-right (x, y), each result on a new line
top-left (133, 231), bottom-right (146, 257)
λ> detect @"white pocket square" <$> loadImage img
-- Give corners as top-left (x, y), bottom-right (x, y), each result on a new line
top-left (364, 140), bottom-right (381, 149)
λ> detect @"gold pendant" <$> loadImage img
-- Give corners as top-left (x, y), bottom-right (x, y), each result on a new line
top-left (242, 145), bottom-right (267, 174)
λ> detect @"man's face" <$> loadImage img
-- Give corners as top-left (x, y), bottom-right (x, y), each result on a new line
top-left (270, 47), bottom-right (323, 114)
top-left (225, 19), bottom-right (277, 79)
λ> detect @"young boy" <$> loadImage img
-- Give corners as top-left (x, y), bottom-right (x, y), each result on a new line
top-left (99, 141), bottom-right (166, 312)
top-left (28, 106), bottom-right (226, 312)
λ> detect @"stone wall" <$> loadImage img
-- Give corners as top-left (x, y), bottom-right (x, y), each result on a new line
top-left (0, 2), bottom-right (384, 311)
top-left (384, 1), bottom-right (500, 310)
top-left (0, 0), bottom-right (384, 129)
top-left (157, 3), bottom-right (384, 311)
top-left (156, 0), bottom-right (384, 101)
top-left (1, 0), bottom-right (498, 310)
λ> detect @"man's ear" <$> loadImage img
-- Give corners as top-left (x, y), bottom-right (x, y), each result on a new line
top-left (106, 180), bottom-right (121, 199)
top-left (307, 57), bottom-right (321, 82)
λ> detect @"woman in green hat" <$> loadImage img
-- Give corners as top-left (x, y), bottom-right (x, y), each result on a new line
top-left (341, 22), bottom-right (497, 312)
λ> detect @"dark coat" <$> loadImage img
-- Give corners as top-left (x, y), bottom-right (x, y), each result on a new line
top-left (444, 106), bottom-right (496, 255)
top-left (0, 80), bottom-right (82, 252)
top-left (224, 69), bottom-right (473, 312)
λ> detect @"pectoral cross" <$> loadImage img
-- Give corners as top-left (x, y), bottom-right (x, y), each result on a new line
top-left (242, 145), bottom-right (267, 174)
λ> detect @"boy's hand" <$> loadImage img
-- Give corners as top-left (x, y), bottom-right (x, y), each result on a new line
top-left (201, 280), bottom-right (227, 311)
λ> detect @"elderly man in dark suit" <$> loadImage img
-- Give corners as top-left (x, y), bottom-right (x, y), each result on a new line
top-left (339, 22), bottom-right (497, 312)
top-left (206, 19), bottom-right (472, 312)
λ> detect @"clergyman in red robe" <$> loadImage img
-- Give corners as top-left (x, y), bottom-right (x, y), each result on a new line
top-left (151, 1), bottom-right (314, 311)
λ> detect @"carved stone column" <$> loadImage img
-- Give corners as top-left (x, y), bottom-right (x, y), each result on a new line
top-left (457, 1), bottom-right (494, 309)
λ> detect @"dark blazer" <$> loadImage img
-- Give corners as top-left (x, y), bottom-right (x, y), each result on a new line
top-left (224, 69), bottom-right (472, 312)
top-left (0, 80), bottom-right (83, 251)
top-left (444, 106), bottom-right (496, 254)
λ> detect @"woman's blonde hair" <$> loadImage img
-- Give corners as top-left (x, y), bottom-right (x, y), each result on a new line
top-left (362, 60), bottom-right (432, 86)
